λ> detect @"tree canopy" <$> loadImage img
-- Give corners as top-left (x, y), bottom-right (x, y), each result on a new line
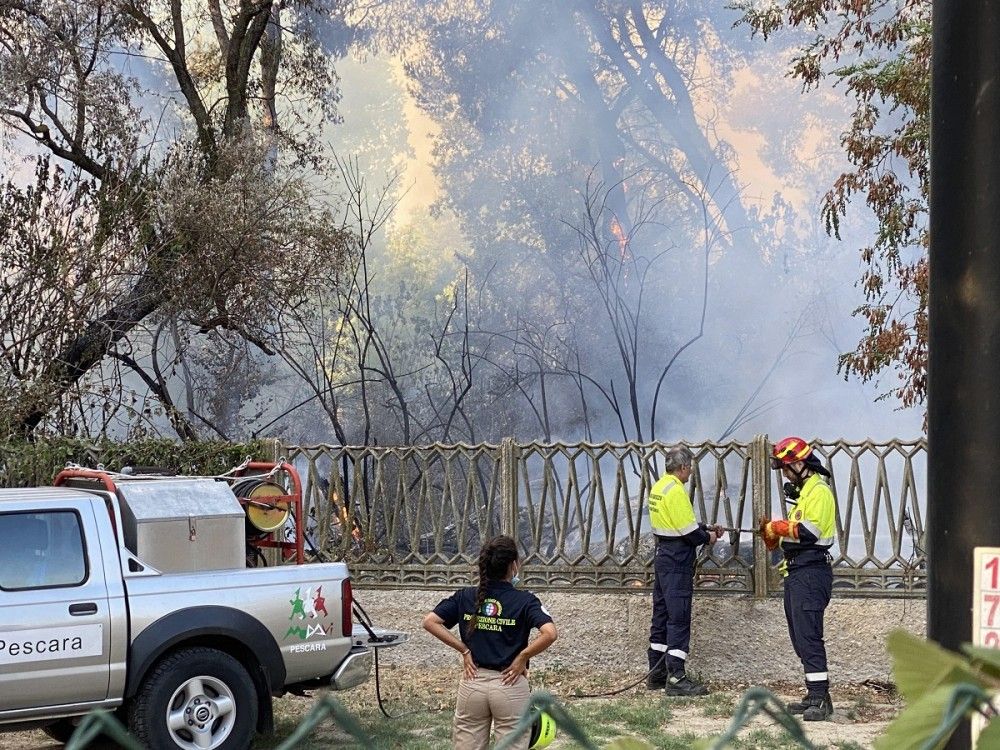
top-left (735, 0), bottom-right (930, 409)
top-left (0, 0), bottom-right (354, 435)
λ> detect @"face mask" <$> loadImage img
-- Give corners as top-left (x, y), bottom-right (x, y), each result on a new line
top-left (511, 569), bottom-right (521, 587)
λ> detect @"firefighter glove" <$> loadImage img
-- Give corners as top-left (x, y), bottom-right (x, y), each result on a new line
top-left (758, 518), bottom-right (781, 550)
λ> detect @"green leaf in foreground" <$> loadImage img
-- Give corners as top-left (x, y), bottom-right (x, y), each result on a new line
top-left (963, 644), bottom-right (1000, 681)
top-left (976, 716), bottom-right (1000, 748)
top-left (887, 630), bottom-right (980, 701)
top-left (875, 685), bottom-right (960, 750)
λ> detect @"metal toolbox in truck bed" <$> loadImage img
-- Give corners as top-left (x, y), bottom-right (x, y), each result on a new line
top-left (115, 478), bottom-right (246, 572)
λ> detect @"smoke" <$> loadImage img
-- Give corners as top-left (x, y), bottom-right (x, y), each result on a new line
top-left (248, 1), bottom-right (924, 445)
top-left (328, 4), bottom-right (923, 443)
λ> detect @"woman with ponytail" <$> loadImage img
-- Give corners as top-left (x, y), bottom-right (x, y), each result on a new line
top-left (423, 535), bottom-right (558, 749)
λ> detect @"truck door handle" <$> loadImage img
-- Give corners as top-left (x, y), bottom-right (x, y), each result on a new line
top-left (69, 602), bottom-right (98, 616)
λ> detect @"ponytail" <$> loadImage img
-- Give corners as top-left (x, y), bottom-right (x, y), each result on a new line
top-left (467, 535), bottom-right (518, 636)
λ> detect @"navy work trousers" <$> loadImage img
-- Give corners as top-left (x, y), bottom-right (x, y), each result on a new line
top-left (648, 546), bottom-right (694, 676)
top-left (783, 562), bottom-right (833, 695)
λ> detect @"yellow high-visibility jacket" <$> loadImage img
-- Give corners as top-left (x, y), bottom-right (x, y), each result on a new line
top-left (648, 472), bottom-right (710, 547)
top-left (779, 473), bottom-right (836, 568)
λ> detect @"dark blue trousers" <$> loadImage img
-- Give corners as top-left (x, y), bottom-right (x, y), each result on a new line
top-left (648, 547), bottom-right (694, 676)
top-left (783, 563), bottom-right (833, 695)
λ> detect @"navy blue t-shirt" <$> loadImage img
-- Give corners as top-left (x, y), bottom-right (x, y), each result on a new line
top-left (433, 581), bottom-right (553, 671)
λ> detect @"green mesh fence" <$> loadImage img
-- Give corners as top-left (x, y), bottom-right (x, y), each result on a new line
top-left (52, 687), bottom-right (825, 750)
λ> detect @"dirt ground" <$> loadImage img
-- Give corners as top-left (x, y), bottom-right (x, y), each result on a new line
top-left (360, 588), bottom-right (926, 684)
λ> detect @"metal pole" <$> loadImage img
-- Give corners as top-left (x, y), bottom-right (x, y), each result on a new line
top-left (499, 438), bottom-right (518, 538)
top-left (751, 434), bottom-right (771, 598)
top-left (929, 2), bottom-right (1000, 747)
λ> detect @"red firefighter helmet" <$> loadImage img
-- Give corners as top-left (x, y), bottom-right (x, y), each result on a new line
top-left (771, 436), bottom-right (813, 469)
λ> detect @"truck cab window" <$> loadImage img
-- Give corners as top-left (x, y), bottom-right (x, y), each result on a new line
top-left (0, 511), bottom-right (87, 590)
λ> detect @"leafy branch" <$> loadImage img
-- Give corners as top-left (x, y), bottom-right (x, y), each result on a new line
top-left (876, 629), bottom-right (1000, 749)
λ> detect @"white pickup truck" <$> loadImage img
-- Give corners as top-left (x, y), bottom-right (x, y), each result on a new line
top-left (0, 465), bottom-right (404, 749)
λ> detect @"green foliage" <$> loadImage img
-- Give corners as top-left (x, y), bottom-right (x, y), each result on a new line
top-left (876, 685), bottom-right (965, 750)
top-left (877, 629), bottom-right (1000, 750)
top-left (964, 644), bottom-right (1000, 673)
top-left (887, 630), bottom-right (981, 702)
top-left (0, 438), bottom-right (272, 488)
top-left (734, 0), bottom-right (931, 411)
top-left (979, 719), bottom-right (1000, 747)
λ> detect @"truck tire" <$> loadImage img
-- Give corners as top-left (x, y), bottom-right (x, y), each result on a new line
top-left (128, 646), bottom-right (258, 750)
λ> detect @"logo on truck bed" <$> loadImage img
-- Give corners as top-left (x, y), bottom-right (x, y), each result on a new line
top-left (285, 586), bottom-right (334, 640)
top-left (0, 624), bottom-right (103, 665)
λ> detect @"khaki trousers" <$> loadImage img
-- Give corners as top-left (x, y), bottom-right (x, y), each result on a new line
top-left (452, 669), bottom-right (531, 750)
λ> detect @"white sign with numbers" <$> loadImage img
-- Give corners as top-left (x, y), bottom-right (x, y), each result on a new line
top-left (972, 547), bottom-right (1000, 747)
top-left (974, 547), bottom-right (1000, 647)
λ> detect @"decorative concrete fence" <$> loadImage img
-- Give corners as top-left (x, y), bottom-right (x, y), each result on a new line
top-left (284, 435), bottom-right (925, 598)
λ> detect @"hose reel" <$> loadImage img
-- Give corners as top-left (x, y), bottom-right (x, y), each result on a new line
top-left (233, 477), bottom-right (291, 537)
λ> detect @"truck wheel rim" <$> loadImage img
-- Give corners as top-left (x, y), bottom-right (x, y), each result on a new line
top-left (166, 675), bottom-right (237, 750)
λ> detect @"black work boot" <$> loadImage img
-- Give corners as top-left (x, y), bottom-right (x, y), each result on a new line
top-left (646, 664), bottom-right (668, 690)
top-left (801, 693), bottom-right (834, 721)
top-left (786, 694), bottom-right (811, 714)
top-left (646, 651), bottom-right (668, 690)
top-left (664, 673), bottom-right (709, 697)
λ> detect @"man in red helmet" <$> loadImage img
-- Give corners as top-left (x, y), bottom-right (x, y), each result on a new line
top-left (760, 437), bottom-right (837, 721)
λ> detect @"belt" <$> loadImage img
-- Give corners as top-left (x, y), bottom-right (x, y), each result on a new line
top-left (782, 548), bottom-right (832, 560)
top-left (656, 535), bottom-right (687, 545)
top-left (780, 550), bottom-right (833, 575)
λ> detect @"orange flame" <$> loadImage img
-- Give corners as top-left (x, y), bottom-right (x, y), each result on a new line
top-left (610, 216), bottom-right (629, 259)
top-left (338, 505), bottom-right (362, 542)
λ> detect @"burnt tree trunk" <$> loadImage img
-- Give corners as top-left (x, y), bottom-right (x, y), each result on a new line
top-left (17, 266), bottom-right (168, 436)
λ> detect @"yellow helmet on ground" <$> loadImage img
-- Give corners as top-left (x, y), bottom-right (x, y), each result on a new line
top-left (529, 711), bottom-right (556, 749)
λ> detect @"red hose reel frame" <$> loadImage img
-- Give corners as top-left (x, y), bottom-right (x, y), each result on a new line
top-left (234, 460), bottom-right (305, 565)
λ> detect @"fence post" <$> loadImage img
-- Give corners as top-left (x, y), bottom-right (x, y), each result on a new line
top-left (500, 438), bottom-right (518, 537)
top-left (751, 434), bottom-right (772, 598)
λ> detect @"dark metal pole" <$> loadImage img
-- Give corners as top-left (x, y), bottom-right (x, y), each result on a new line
top-left (929, 1), bottom-right (1000, 748)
